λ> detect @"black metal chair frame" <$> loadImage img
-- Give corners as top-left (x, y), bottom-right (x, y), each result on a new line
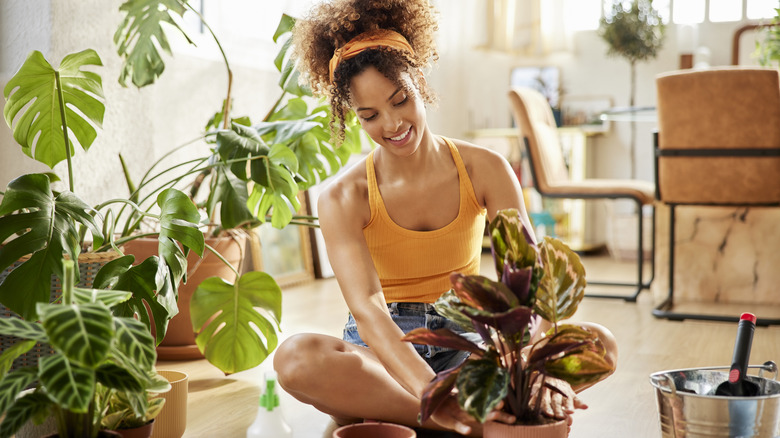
top-left (523, 137), bottom-right (655, 302)
top-left (651, 132), bottom-right (780, 327)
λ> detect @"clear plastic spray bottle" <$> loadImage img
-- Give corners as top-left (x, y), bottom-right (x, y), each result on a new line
top-left (246, 371), bottom-right (293, 438)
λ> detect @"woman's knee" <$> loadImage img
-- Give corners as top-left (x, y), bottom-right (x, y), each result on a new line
top-left (274, 334), bottom-right (336, 390)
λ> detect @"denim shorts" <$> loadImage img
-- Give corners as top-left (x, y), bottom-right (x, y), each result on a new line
top-left (342, 302), bottom-right (481, 373)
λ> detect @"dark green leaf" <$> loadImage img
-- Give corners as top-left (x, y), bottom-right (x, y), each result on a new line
top-left (0, 174), bottom-right (103, 319)
top-left (112, 317), bottom-right (156, 370)
top-left (96, 363), bottom-right (144, 393)
top-left (115, 0), bottom-right (193, 88)
top-left (456, 359), bottom-right (509, 423)
top-left (191, 272), bottom-right (282, 374)
top-left (208, 166), bottom-right (254, 230)
top-left (38, 354), bottom-right (95, 413)
top-left (157, 188), bottom-right (205, 287)
top-left (3, 49), bottom-right (104, 168)
top-left (98, 255), bottom-right (171, 345)
top-left (0, 391), bottom-right (51, 438)
top-left (0, 367), bottom-right (38, 414)
top-left (0, 318), bottom-right (47, 343)
top-left (38, 302), bottom-right (113, 368)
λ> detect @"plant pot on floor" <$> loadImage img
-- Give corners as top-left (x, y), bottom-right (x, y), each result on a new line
top-left (333, 422), bottom-right (416, 438)
top-left (123, 235), bottom-right (245, 360)
top-left (483, 420), bottom-right (568, 438)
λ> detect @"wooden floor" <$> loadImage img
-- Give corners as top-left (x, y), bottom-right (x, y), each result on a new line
top-left (158, 253), bottom-right (780, 438)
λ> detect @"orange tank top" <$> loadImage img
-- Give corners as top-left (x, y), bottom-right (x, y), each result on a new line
top-left (363, 137), bottom-right (487, 303)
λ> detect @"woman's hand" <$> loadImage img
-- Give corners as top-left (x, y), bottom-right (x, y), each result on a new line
top-left (529, 376), bottom-right (588, 425)
top-left (429, 393), bottom-right (516, 437)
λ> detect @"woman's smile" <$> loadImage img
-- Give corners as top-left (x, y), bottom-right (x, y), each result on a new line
top-left (385, 126), bottom-right (413, 146)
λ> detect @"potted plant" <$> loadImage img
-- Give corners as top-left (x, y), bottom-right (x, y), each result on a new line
top-left (98, 388), bottom-right (166, 438)
top-left (598, 0), bottom-right (666, 180)
top-left (0, 260), bottom-right (171, 438)
top-left (402, 209), bottom-right (615, 437)
top-left (0, 46), bottom-right (205, 347)
top-left (107, 4), bottom-right (363, 374)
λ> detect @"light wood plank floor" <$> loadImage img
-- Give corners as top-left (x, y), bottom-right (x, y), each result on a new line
top-left (158, 253), bottom-right (780, 438)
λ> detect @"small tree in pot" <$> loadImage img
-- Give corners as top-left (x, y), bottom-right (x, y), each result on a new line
top-left (598, 0), bottom-right (666, 179)
top-left (402, 209), bottom-right (615, 436)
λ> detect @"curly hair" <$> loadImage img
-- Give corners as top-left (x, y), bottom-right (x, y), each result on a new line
top-left (292, 0), bottom-right (439, 141)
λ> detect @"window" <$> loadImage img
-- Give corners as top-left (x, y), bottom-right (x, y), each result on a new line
top-left (747, 0), bottom-right (780, 19)
top-left (710, 0), bottom-right (744, 22)
top-left (673, 0), bottom-right (705, 24)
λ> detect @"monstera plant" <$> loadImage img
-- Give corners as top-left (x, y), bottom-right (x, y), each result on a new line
top-left (403, 209), bottom-right (614, 430)
top-left (0, 260), bottom-right (170, 438)
top-left (0, 46), bottom-right (204, 342)
top-left (106, 4), bottom-right (363, 374)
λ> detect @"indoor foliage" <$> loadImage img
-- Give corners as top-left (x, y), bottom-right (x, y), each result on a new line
top-left (403, 209), bottom-right (614, 425)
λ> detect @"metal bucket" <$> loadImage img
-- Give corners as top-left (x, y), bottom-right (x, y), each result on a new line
top-left (649, 362), bottom-right (780, 437)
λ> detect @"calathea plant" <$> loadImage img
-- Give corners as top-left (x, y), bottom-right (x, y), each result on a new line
top-left (0, 260), bottom-right (170, 438)
top-left (402, 209), bottom-right (615, 425)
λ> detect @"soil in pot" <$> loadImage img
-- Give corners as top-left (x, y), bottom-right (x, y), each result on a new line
top-left (483, 419), bottom-right (568, 438)
top-left (333, 422), bottom-right (416, 438)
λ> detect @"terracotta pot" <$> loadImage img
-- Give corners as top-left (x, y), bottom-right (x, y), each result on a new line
top-left (114, 420), bottom-right (154, 438)
top-left (44, 432), bottom-right (122, 438)
top-left (333, 423), bottom-right (416, 438)
top-left (483, 419), bottom-right (568, 438)
top-left (122, 235), bottom-right (245, 360)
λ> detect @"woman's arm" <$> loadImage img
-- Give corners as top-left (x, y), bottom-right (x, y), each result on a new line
top-left (317, 178), bottom-right (436, 399)
top-left (459, 143), bottom-right (536, 241)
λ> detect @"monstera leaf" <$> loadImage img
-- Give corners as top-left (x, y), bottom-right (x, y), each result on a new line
top-left (3, 49), bottom-right (104, 169)
top-left (115, 0), bottom-right (193, 88)
top-left (191, 271), bottom-right (282, 375)
top-left (0, 174), bottom-right (103, 320)
top-left (206, 165), bottom-right (255, 231)
top-left (533, 237), bottom-right (587, 325)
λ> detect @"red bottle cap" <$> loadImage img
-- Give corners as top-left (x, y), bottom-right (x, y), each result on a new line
top-left (740, 313), bottom-right (757, 324)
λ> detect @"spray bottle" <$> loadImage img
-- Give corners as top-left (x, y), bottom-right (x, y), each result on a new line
top-left (246, 371), bottom-right (293, 438)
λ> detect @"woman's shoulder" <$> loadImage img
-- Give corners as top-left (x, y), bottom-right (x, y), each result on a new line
top-left (446, 137), bottom-right (508, 170)
top-left (317, 154), bottom-right (371, 223)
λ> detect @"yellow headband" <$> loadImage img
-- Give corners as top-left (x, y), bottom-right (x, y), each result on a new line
top-left (328, 29), bottom-right (415, 84)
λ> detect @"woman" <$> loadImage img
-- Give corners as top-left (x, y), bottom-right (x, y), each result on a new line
top-left (273, 0), bottom-right (616, 435)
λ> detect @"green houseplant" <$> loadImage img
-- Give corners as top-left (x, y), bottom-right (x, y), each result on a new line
top-left (402, 209), bottom-right (614, 436)
top-left (0, 46), bottom-right (205, 343)
top-left (598, 0), bottom-right (666, 179)
top-left (0, 260), bottom-right (170, 438)
top-left (107, 5), bottom-right (363, 374)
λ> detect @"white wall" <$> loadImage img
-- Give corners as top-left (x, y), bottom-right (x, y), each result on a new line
top-left (0, 0), bottom-right (280, 207)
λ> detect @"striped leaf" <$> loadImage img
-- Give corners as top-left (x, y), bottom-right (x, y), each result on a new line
top-left (72, 286), bottom-right (132, 307)
top-left (456, 358), bottom-right (509, 424)
top-left (533, 237), bottom-right (587, 324)
top-left (0, 318), bottom-right (47, 343)
top-left (113, 317), bottom-right (156, 370)
top-left (38, 354), bottom-right (95, 413)
top-left (96, 363), bottom-right (143, 393)
top-left (0, 367), bottom-right (37, 414)
top-left (0, 391), bottom-right (51, 438)
top-left (38, 302), bottom-right (113, 368)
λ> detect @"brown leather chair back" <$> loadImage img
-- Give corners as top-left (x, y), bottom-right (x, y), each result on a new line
top-left (656, 67), bottom-right (780, 205)
top-left (509, 87), bottom-right (570, 192)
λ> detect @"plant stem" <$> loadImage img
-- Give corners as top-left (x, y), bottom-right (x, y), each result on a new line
top-left (62, 259), bottom-right (75, 305)
top-left (184, 2), bottom-right (233, 127)
top-left (54, 70), bottom-right (74, 192)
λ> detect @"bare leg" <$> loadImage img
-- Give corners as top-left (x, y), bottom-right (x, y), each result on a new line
top-left (273, 333), bottom-right (430, 427)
